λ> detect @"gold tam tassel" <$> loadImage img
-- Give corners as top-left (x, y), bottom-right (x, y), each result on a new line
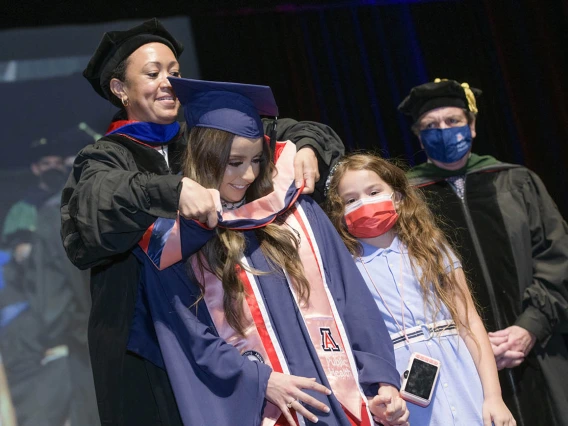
top-left (433, 78), bottom-right (478, 113)
top-left (460, 82), bottom-right (478, 113)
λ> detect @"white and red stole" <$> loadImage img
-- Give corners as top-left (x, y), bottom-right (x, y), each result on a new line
top-left (139, 141), bottom-right (373, 425)
top-left (194, 140), bottom-right (373, 425)
top-left (197, 204), bottom-right (374, 426)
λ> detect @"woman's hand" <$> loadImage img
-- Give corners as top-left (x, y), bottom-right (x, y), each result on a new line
top-left (482, 396), bottom-right (516, 426)
top-left (178, 177), bottom-right (220, 228)
top-left (368, 384), bottom-right (409, 426)
top-left (293, 147), bottom-right (320, 195)
top-left (266, 372), bottom-right (331, 425)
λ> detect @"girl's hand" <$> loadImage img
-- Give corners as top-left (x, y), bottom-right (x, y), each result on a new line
top-left (482, 396), bottom-right (516, 426)
top-left (266, 372), bottom-right (331, 426)
top-left (368, 384), bottom-right (409, 426)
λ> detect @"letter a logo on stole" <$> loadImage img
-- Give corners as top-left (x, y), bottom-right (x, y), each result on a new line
top-left (320, 327), bottom-right (341, 352)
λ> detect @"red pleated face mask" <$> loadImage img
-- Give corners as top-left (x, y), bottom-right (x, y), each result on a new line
top-left (344, 194), bottom-right (398, 238)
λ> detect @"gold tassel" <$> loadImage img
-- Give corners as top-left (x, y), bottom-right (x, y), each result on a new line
top-left (460, 82), bottom-right (478, 113)
top-left (433, 78), bottom-right (477, 113)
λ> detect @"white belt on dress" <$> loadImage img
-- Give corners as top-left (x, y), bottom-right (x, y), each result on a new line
top-left (391, 319), bottom-right (458, 350)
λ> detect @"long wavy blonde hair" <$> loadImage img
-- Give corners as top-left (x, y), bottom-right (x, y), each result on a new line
top-left (324, 153), bottom-right (475, 334)
top-left (183, 127), bottom-right (310, 335)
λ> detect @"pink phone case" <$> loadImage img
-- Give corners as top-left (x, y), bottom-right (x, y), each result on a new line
top-left (399, 352), bottom-right (441, 407)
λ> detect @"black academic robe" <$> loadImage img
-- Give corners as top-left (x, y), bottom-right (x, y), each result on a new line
top-left (31, 194), bottom-right (99, 425)
top-left (60, 119), bottom-right (345, 425)
top-left (0, 195), bottom-right (82, 426)
top-left (410, 162), bottom-right (568, 426)
top-left (130, 196), bottom-right (400, 426)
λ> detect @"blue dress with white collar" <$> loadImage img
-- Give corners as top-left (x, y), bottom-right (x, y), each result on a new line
top-left (356, 236), bottom-right (484, 426)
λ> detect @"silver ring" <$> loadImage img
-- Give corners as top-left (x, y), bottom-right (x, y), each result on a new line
top-left (286, 401), bottom-right (293, 409)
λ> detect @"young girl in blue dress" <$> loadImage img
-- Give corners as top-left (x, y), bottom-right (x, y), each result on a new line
top-left (325, 153), bottom-right (516, 426)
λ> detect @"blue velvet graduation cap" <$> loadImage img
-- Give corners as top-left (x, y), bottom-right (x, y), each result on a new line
top-left (168, 77), bottom-right (279, 138)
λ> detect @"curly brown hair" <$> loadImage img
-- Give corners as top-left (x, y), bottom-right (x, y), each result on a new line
top-left (324, 153), bottom-right (476, 334)
top-left (183, 127), bottom-right (310, 335)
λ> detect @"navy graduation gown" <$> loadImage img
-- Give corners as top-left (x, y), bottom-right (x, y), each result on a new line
top-left (129, 197), bottom-right (399, 426)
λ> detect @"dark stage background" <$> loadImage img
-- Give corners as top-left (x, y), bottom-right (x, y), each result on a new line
top-left (191, 0), bottom-right (568, 216)
top-left (3, 0), bottom-right (566, 215)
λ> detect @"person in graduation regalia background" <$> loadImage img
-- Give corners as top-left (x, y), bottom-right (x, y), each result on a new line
top-left (26, 125), bottom-right (100, 426)
top-left (130, 76), bottom-right (409, 426)
top-left (61, 18), bottom-right (347, 426)
top-left (0, 138), bottom-right (73, 426)
top-left (399, 78), bottom-right (568, 426)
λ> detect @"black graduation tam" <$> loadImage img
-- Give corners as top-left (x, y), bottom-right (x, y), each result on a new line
top-left (83, 18), bottom-right (184, 104)
top-left (29, 123), bottom-right (101, 163)
top-left (398, 78), bottom-right (482, 122)
top-left (54, 123), bottom-right (100, 158)
top-left (168, 77), bottom-right (279, 138)
top-left (29, 137), bottom-right (63, 162)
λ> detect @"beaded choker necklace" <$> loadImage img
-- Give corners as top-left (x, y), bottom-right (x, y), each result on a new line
top-left (221, 197), bottom-right (246, 211)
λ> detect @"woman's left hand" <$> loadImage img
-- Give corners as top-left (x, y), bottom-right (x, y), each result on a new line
top-left (482, 396), bottom-right (516, 426)
top-left (368, 384), bottom-right (409, 426)
top-left (293, 147), bottom-right (319, 194)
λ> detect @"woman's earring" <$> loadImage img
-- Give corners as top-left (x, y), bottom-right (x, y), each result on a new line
top-left (122, 97), bottom-right (130, 107)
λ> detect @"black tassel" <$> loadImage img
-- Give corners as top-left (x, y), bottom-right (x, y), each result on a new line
top-left (269, 117), bottom-right (278, 156)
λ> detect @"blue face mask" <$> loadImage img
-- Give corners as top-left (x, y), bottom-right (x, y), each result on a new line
top-left (420, 125), bottom-right (472, 164)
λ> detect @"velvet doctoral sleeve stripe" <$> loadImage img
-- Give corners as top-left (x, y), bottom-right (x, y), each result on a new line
top-left (514, 169), bottom-right (568, 345)
top-left (61, 141), bottom-right (182, 269)
top-left (298, 197), bottom-right (401, 394)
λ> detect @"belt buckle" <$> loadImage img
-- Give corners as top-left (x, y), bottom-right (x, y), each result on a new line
top-left (421, 323), bottom-right (433, 341)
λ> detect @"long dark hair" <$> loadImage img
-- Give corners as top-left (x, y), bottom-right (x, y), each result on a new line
top-left (184, 128), bottom-right (310, 335)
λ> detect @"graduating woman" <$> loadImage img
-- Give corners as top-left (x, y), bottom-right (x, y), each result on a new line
top-left (61, 19), bottom-right (346, 426)
top-left (130, 77), bottom-right (409, 426)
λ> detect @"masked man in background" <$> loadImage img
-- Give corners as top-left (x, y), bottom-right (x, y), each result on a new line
top-left (400, 78), bottom-right (568, 426)
top-left (0, 127), bottom-right (98, 426)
